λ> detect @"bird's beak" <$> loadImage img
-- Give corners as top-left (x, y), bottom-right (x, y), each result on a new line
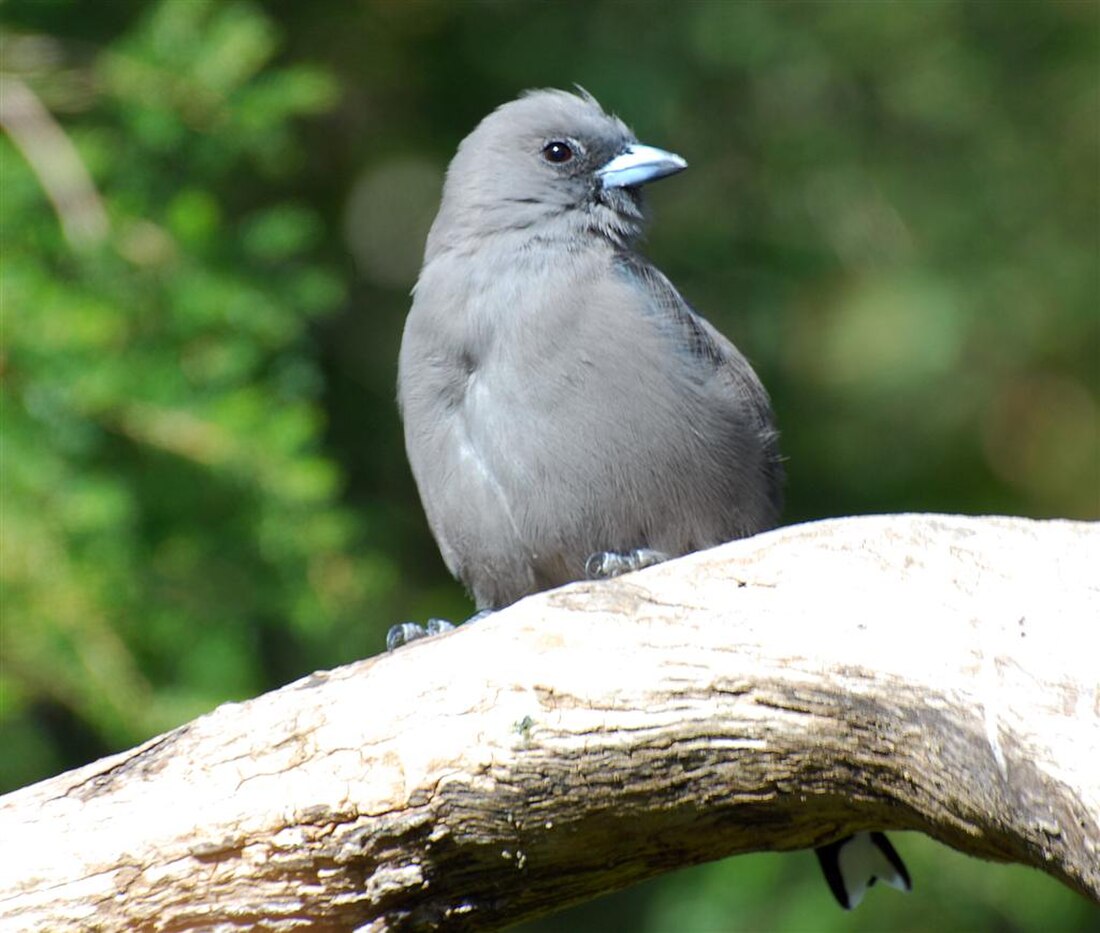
top-left (597, 144), bottom-right (688, 190)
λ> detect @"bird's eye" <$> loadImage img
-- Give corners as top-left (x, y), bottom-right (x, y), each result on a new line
top-left (542, 141), bottom-right (574, 164)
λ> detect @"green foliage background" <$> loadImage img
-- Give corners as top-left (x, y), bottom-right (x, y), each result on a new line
top-left (1, 1), bottom-right (1097, 930)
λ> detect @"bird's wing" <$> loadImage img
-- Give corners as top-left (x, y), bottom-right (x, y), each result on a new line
top-left (612, 252), bottom-right (784, 512)
top-left (612, 254), bottom-right (772, 421)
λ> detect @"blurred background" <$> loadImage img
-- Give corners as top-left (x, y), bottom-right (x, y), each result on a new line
top-left (1, 1), bottom-right (1097, 929)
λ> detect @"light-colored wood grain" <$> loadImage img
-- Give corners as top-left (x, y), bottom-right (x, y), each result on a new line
top-left (2, 514), bottom-right (1097, 930)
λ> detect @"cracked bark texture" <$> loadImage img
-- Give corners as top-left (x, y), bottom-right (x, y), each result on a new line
top-left (1, 514), bottom-right (1097, 931)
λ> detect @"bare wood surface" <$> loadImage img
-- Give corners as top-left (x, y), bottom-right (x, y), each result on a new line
top-left (1, 514), bottom-right (1097, 931)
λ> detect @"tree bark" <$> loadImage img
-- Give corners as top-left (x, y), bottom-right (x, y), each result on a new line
top-left (1, 514), bottom-right (1097, 931)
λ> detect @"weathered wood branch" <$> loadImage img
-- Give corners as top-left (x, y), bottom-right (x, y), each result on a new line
top-left (1, 514), bottom-right (1097, 931)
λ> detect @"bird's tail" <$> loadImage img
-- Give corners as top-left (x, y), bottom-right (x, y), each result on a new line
top-left (814, 831), bottom-right (911, 909)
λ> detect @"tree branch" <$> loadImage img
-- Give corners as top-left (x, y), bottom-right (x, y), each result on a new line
top-left (0, 77), bottom-right (109, 249)
top-left (2, 514), bottom-right (1097, 930)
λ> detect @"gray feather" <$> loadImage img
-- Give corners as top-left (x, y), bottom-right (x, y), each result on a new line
top-left (398, 89), bottom-right (783, 610)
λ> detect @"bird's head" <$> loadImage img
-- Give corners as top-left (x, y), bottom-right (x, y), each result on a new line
top-left (427, 88), bottom-right (687, 256)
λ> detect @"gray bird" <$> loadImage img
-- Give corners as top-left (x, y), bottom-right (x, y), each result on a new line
top-left (397, 88), bottom-right (781, 614)
top-left (391, 88), bottom-right (909, 910)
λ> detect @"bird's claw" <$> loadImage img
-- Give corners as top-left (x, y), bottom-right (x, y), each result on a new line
top-left (386, 618), bottom-right (456, 652)
top-left (385, 610), bottom-right (493, 652)
top-left (585, 547), bottom-right (669, 580)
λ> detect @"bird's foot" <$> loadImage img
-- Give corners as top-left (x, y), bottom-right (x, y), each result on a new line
top-left (385, 609), bottom-right (493, 652)
top-left (385, 618), bottom-right (453, 652)
top-left (585, 547), bottom-right (669, 580)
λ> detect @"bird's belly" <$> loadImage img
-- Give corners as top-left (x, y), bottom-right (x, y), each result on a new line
top-left (458, 353), bottom-right (730, 570)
